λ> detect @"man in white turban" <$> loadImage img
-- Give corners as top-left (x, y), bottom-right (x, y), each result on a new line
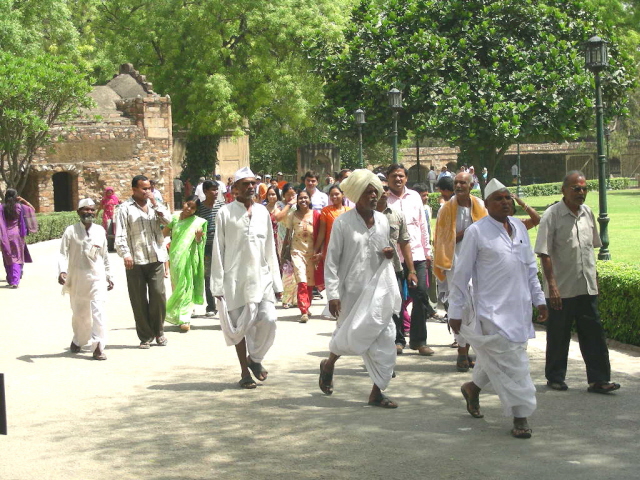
top-left (319, 169), bottom-right (402, 408)
top-left (58, 198), bottom-right (114, 360)
top-left (212, 167), bottom-right (283, 389)
top-left (448, 178), bottom-right (548, 439)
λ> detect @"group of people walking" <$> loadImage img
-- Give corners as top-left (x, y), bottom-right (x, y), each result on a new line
top-left (5, 160), bottom-right (619, 441)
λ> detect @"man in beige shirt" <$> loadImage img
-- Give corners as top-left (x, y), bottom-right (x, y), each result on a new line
top-left (534, 171), bottom-right (620, 394)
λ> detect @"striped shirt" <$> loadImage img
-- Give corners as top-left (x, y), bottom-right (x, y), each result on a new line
top-left (115, 198), bottom-right (169, 264)
top-left (196, 199), bottom-right (225, 246)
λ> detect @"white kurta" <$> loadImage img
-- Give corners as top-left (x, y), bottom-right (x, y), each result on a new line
top-left (325, 210), bottom-right (401, 390)
top-left (58, 223), bottom-right (111, 351)
top-left (211, 201), bottom-right (282, 356)
top-left (448, 216), bottom-right (545, 417)
top-left (211, 201), bottom-right (283, 311)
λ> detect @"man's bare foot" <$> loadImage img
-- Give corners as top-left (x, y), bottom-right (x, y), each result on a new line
top-left (511, 418), bottom-right (532, 439)
top-left (461, 382), bottom-right (483, 418)
top-left (319, 359), bottom-right (334, 395)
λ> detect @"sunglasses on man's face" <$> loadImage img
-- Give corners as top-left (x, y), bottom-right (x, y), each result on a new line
top-left (383, 186), bottom-right (389, 192)
top-left (570, 186), bottom-right (588, 193)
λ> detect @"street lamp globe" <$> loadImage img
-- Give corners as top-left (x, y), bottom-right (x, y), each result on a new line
top-left (585, 35), bottom-right (609, 72)
top-left (354, 108), bottom-right (366, 125)
top-left (388, 88), bottom-right (403, 111)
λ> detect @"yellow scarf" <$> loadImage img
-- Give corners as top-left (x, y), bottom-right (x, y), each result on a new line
top-left (433, 196), bottom-right (487, 281)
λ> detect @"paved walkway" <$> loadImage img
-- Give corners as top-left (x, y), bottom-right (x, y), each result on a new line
top-left (1, 239), bottom-right (639, 480)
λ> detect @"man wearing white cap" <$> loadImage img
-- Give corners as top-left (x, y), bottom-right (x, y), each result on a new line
top-left (58, 198), bottom-right (113, 360)
top-left (434, 171), bottom-right (487, 370)
top-left (211, 167), bottom-right (283, 389)
top-left (448, 178), bottom-right (548, 439)
top-left (318, 169), bottom-right (401, 408)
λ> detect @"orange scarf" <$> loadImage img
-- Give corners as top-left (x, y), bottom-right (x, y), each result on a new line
top-left (433, 196), bottom-right (487, 281)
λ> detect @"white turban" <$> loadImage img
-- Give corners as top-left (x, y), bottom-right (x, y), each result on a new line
top-left (484, 178), bottom-right (507, 200)
top-left (78, 198), bottom-right (95, 209)
top-left (339, 169), bottom-right (383, 204)
top-left (234, 166), bottom-right (256, 183)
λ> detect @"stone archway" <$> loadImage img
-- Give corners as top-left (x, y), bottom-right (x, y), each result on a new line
top-left (52, 172), bottom-right (76, 211)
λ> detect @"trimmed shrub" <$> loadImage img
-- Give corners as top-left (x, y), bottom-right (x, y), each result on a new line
top-left (427, 177), bottom-right (632, 216)
top-left (27, 212), bottom-right (79, 245)
top-left (597, 261), bottom-right (640, 346)
top-left (506, 177), bottom-right (631, 197)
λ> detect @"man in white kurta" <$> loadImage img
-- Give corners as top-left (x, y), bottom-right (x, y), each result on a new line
top-left (211, 167), bottom-right (283, 389)
top-left (319, 169), bottom-right (401, 408)
top-left (434, 172), bottom-right (487, 371)
top-left (448, 179), bottom-right (547, 439)
top-left (58, 199), bottom-right (113, 360)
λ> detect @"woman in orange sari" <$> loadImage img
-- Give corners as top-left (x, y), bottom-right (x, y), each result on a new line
top-left (313, 185), bottom-right (350, 288)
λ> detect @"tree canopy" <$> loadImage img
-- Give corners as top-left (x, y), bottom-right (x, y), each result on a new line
top-left (315, 0), bottom-right (636, 171)
top-left (0, 52), bottom-right (93, 198)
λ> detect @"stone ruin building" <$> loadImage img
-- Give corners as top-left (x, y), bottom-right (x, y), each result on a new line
top-left (23, 64), bottom-right (173, 212)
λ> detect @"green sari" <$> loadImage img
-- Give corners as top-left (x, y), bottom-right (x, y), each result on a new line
top-left (166, 213), bottom-right (207, 325)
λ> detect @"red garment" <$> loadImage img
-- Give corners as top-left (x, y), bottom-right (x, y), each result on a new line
top-left (297, 282), bottom-right (314, 314)
top-left (311, 210), bottom-right (324, 290)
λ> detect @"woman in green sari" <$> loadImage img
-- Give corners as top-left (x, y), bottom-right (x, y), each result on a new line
top-left (163, 195), bottom-right (207, 331)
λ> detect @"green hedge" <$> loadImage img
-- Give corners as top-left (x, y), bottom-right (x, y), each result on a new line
top-left (534, 261), bottom-right (640, 346)
top-left (27, 212), bottom-right (79, 244)
top-left (597, 261), bottom-right (640, 346)
top-left (506, 177), bottom-right (631, 197)
top-left (427, 177), bottom-right (632, 215)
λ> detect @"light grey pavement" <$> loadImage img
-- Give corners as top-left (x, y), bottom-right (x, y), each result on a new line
top-left (1, 239), bottom-right (639, 480)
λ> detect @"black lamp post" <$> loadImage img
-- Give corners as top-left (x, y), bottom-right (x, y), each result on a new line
top-left (388, 88), bottom-right (403, 163)
top-left (355, 108), bottom-right (365, 168)
top-left (585, 35), bottom-right (610, 260)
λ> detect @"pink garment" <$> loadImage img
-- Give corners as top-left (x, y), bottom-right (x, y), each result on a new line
top-left (0, 203), bottom-right (37, 286)
top-left (386, 188), bottom-right (431, 262)
top-left (101, 188), bottom-right (119, 230)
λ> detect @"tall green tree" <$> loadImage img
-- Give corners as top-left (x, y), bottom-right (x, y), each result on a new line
top-left (92, 0), bottom-right (356, 171)
top-left (0, 53), bottom-right (93, 198)
top-left (314, 0), bottom-right (636, 172)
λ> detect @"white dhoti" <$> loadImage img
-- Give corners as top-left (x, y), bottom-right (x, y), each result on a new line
top-left (65, 270), bottom-right (108, 352)
top-left (461, 324), bottom-right (536, 418)
top-left (444, 270), bottom-right (475, 346)
top-left (329, 261), bottom-right (400, 390)
top-left (217, 298), bottom-right (276, 363)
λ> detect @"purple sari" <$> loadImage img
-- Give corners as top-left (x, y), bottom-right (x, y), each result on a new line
top-left (0, 204), bottom-right (38, 285)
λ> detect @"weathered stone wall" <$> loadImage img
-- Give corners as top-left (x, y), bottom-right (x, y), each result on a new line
top-left (27, 96), bottom-right (173, 212)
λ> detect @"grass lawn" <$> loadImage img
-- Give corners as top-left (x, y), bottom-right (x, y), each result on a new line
top-left (514, 189), bottom-right (640, 266)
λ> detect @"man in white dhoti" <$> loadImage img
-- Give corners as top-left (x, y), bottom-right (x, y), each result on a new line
top-left (318, 169), bottom-right (401, 408)
top-left (58, 199), bottom-right (114, 360)
top-left (448, 179), bottom-right (548, 439)
top-left (211, 167), bottom-right (283, 389)
top-left (434, 172), bottom-right (487, 371)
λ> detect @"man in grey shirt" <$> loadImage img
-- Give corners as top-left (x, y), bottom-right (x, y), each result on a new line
top-left (116, 175), bottom-right (170, 349)
top-left (534, 170), bottom-right (620, 394)
top-left (376, 185), bottom-right (418, 354)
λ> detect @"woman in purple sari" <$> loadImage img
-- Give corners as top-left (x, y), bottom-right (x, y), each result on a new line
top-left (0, 189), bottom-right (38, 288)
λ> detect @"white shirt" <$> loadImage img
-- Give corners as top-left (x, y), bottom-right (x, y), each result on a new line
top-left (59, 222), bottom-right (111, 299)
top-left (448, 216), bottom-right (545, 343)
top-left (195, 182), bottom-right (205, 202)
top-left (306, 188), bottom-right (329, 211)
top-left (427, 170), bottom-right (437, 182)
top-left (325, 209), bottom-right (391, 316)
top-left (511, 164), bottom-right (519, 176)
top-left (216, 181), bottom-right (226, 203)
top-left (211, 201), bottom-right (283, 311)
